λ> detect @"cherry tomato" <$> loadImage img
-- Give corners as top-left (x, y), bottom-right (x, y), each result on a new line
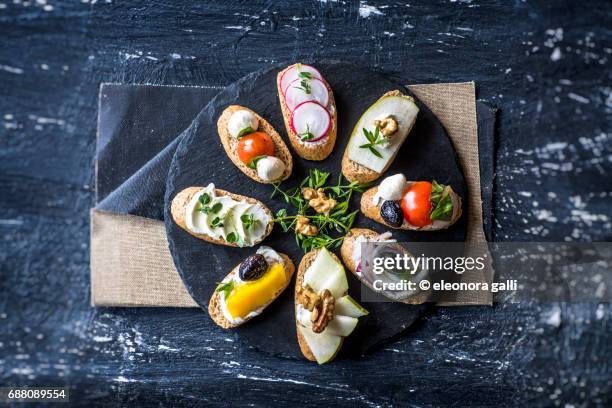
top-left (237, 132), bottom-right (275, 165)
top-left (400, 181), bottom-right (433, 227)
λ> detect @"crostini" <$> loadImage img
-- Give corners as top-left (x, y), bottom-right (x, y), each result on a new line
top-left (342, 90), bottom-right (419, 183)
top-left (217, 105), bottom-right (293, 184)
top-left (341, 228), bottom-right (429, 304)
top-left (360, 174), bottom-right (462, 231)
top-left (295, 247), bottom-right (368, 364)
top-left (171, 184), bottom-right (273, 247)
top-left (340, 228), bottom-right (396, 275)
top-left (209, 246), bottom-right (295, 328)
top-left (277, 63), bottom-right (337, 161)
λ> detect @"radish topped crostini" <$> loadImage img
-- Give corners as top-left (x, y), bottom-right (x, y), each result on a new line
top-left (360, 174), bottom-right (462, 231)
top-left (277, 63), bottom-right (337, 161)
top-left (218, 105), bottom-right (293, 184)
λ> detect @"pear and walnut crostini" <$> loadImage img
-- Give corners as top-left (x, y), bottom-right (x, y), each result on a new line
top-left (277, 63), bottom-right (337, 161)
top-left (171, 184), bottom-right (273, 247)
top-left (209, 246), bottom-right (295, 328)
top-left (218, 105), bottom-right (293, 184)
top-left (295, 247), bottom-right (368, 364)
top-left (342, 90), bottom-right (419, 183)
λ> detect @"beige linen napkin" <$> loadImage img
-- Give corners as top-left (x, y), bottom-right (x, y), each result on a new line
top-left (90, 82), bottom-right (491, 307)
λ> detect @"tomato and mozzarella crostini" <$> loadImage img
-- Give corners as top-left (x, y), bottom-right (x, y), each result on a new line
top-left (360, 174), bottom-right (462, 230)
top-left (277, 63), bottom-right (337, 161)
top-left (218, 105), bottom-right (293, 184)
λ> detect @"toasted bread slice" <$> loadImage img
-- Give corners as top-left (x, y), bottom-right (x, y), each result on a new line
top-left (340, 228), bottom-right (380, 274)
top-left (208, 253), bottom-right (295, 329)
top-left (170, 186), bottom-right (273, 246)
top-left (295, 249), bottom-right (346, 362)
top-left (217, 105), bottom-right (293, 184)
top-left (360, 185), bottom-right (462, 231)
top-left (277, 65), bottom-right (337, 161)
top-left (342, 90), bottom-right (417, 183)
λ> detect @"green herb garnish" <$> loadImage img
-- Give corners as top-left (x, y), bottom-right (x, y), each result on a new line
top-left (358, 126), bottom-right (387, 158)
top-left (299, 124), bottom-right (316, 141)
top-left (240, 213), bottom-right (258, 230)
top-left (298, 71), bottom-right (312, 80)
top-left (199, 193), bottom-right (211, 206)
top-left (211, 202), bottom-right (223, 213)
top-left (429, 180), bottom-right (454, 221)
top-left (294, 78), bottom-right (312, 94)
top-left (237, 126), bottom-right (253, 139)
top-left (215, 281), bottom-right (234, 298)
top-left (247, 155), bottom-right (266, 169)
top-left (270, 169), bottom-right (369, 253)
top-left (210, 216), bottom-right (223, 228)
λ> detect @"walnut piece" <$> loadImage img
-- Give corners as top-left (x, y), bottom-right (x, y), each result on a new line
top-left (301, 187), bottom-right (337, 215)
top-left (296, 215), bottom-right (318, 236)
top-left (311, 289), bottom-right (335, 333)
top-left (296, 285), bottom-right (319, 310)
top-left (297, 286), bottom-right (335, 333)
top-left (374, 115), bottom-right (398, 138)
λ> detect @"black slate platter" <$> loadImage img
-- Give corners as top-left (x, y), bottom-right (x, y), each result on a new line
top-left (164, 63), bottom-right (467, 359)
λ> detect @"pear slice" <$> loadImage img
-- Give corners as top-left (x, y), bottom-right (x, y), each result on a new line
top-left (335, 295), bottom-right (369, 318)
top-left (303, 247), bottom-right (348, 299)
top-left (345, 92), bottom-right (418, 174)
top-left (297, 309), bottom-right (358, 337)
top-left (297, 325), bottom-right (342, 365)
top-left (326, 315), bottom-right (358, 337)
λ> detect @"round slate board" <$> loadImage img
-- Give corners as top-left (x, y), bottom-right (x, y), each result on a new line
top-left (164, 63), bottom-right (467, 359)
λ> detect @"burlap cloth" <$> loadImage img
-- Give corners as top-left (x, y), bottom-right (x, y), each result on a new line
top-left (91, 82), bottom-right (492, 307)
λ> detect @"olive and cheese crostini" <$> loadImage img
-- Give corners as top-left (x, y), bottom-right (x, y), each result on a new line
top-left (218, 105), bottom-right (293, 184)
top-left (295, 247), bottom-right (368, 364)
top-left (209, 247), bottom-right (295, 328)
top-left (171, 184), bottom-right (273, 247)
top-left (361, 174), bottom-right (462, 231)
top-left (277, 63), bottom-right (337, 161)
top-left (342, 90), bottom-right (419, 183)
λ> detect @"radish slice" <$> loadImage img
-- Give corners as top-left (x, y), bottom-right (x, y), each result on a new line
top-left (290, 101), bottom-right (331, 143)
top-left (285, 78), bottom-right (329, 111)
top-left (280, 64), bottom-right (322, 96)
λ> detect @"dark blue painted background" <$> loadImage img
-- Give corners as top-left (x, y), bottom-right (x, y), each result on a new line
top-left (1, 1), bottom-right (610, 406)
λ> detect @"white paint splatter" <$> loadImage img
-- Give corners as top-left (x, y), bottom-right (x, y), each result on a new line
top-left (545, 306), bottom-right (561, 327)
top-left (358, 1), bottom-right (384, 18)
top-left (567, 92), bottom-right (590, 104)
top-left (550, 47), bottom-right (562, 61)
top-left (0, 64), bottom-right (24, 74)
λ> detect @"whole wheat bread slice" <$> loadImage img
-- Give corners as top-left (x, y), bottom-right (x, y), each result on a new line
top-left (217, 105), bottom-right (293, 184)
top-left (208, 253), bottom-right (295, 329)
top-left (170, 186), bottom-right (273, 246)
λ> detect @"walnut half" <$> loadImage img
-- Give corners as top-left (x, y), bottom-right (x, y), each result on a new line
top-left (374, 115), bottom-right (398, 138)
top-left (296, 215), bottom-right (318, 236)
top-left (297, 285), bottom-right (335, 333)
top-left (310, 289), bottom-right (335, 333)
top-left (302, 187), bottom-right (337, 215)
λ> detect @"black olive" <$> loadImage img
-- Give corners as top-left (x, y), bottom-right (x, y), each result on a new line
top-left (380, 200), bottom-right (403, 227)
top-left (238, 254), bottom-right (268, 281)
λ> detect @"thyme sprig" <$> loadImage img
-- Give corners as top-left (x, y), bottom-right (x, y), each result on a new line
top-left (358, 126), bottom-right (387, 158)
top-left (271, 169), bottom-right (370, 252)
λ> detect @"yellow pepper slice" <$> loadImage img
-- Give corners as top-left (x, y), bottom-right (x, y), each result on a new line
top-left (226, 263), bottom-right (286, 319)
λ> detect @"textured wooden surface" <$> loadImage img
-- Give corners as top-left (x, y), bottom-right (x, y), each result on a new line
top-left (1, 1), bottom-right (611, 406)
